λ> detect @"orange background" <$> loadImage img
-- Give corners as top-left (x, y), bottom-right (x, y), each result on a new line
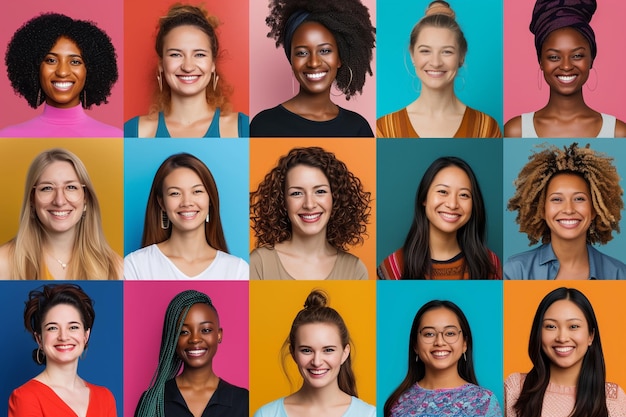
top-left (249, 280), bottom-right (376, 415)
top-left (123, 0), bottom-right (249, 120)
top-left (0, 138), bottom-right (124, 256)
top-left (504, 281), bottom-right (626, 388)
top-left (249, 138), bottom-right (377, 279)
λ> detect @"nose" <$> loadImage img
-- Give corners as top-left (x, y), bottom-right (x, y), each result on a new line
top-left (303, 193), bottom-right (316, 209)
top-left (433, 331), bottom-right (446, 346)
top-left (445, 194), bottom-right (459, 209)
top-left (180, 191), bottom-right (193, 207)
top-left (555, 328), bottom-right (569, 342)
top-left (307, 52), bottom-right (321, 68)
top-left (560, 56), bottom-right (572, 71)
top-left (181, 56), bottom-right (195, 72)
top-left (55, 60), bottom-right (70, 77)
top-left (53, 188), bottom-right (68, 206)
top-left (188, 330), bottom-right (201, 343)
top-left (562, 199), bottom-right (575, 214)
top-left (431, 52), bottom-right (443, 67)
top-left (57, 328), bottom-right (68, 341)
top-left (311, 352), bottom-right (322, 367)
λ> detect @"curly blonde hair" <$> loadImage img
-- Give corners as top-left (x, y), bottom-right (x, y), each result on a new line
top-left (508, 142), bottom-right (622, 245)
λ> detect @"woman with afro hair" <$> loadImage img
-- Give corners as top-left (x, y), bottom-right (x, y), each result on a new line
top-left (124, 4), bottom-right (248, 138)
top-left (1, 13), bottom-right (121, 137)
top-left (250, 147), bottom-right (371, 279)
top-left (505, 142), bottom-right (626, 279)
top-left (250, 0), bottom-right (376, 137)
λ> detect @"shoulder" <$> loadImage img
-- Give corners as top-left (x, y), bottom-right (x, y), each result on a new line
top-left (347, 396), bottom-right (376, 416)
top-left (376, 108), bottom-right (404, 138)
top-left (587, 246), bottom-right (626, 279)
top-left (0, 241), bottom-right (13, 279)
top-left (86, 382), bottom-right (115, 401)
top-left (250, 106), bottom-right (282, 123)
top-left (250, 106), bottom-right (284, 136)
top-left (377, 248), bottom-right (403, 280)
top-left (123, 245), bottom-right (158, 279)
top-left (606, 382), bottom-right (626, 416)
top-left (218, 110), bottom-right (249, 138)
top-left (505, 373), bottom-right (525, 392)
top-left (86, 117), bottom-right (123, 137)
top-left (504, 115), bottom-right (522, 137)
top-left (335, 251), bottom-right (368, 280)
top-left (614, 118), bottom-right (626, 137)
top-left (487, 249), bottom-right (503, 279)
top-left (465, 107), bottom-right (502, 138)
top-left (9, 380), bottom-right (42, 413)
top-left (217, 378), bottom-right (249, 401)
top-left (337, 106), bottom-right (373, 136)
top-left (253, 398), bottom-right (284, 417)
top-left (128, 114), bottom-right (159, 138)
top-left (503, 245), bottom-right (546, 280)
top-left (214, 250), bottom-right (249, 280)
top-left (249, 247), bottom-right (273, 280)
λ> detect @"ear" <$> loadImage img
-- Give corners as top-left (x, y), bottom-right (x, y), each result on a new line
top-left (34, 332), bottom-right (42, 346)
top-left (85, 328), bottom-right (91, 345)
top-left (341, 343), bottom-right (350, 365)
top-left (462, 338), bottom-right (467, 355)
top-left (588, 328), bottom-right (595, 346)
top-left (157, 195), bottom-right (165, 211)
top-left (217, 327), bottom-right (223, 344)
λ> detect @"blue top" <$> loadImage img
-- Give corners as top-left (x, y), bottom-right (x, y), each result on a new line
top-left (253, 396), bottom-right (375, 417)
top-left (390, 383), bottom-right (501, 417)
top-left (504, 243), bottom-right (626, 280)
top-left (124, 108), bottom-right (250, 137)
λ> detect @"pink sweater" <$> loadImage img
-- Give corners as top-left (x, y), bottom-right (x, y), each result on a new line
top-left (505, 373), bottom-right (626, 417)
top-left (0, 104), bottom-right (122, 137)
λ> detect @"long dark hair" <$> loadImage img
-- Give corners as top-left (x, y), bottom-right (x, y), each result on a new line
top-left (384, 300), bottom-right (477, 417)
top-left (401, 157), bottom-right (494, 279)
top-left (514, 287), bottom-right (608, 417)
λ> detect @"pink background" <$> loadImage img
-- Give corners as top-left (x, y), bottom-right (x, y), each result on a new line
top-left (504, 0), bottom-right (626, 123)
top-left (0, 0), bottom-right (123, 129)
top-left (123, 281), bottom-right (249, 417)
top-left (249, 0), bottom-right (376, 128)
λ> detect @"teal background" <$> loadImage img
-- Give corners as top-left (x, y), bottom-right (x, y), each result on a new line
top-left (376, 0), bottom-right (503, 127)
top-left (503, 139), bottom-right (626, 264)
top-left (376, 139), bottom-right (503, 268)
top-left (0, 281), bottom-right (123, 417)
top-left (123, 138), bottom-right (249, 260)
top-left (376, 280), bottom-right (504, 416)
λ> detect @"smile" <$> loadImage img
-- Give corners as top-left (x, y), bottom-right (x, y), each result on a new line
top-left (49, 210), bottom-right (71, 218)
top-left (554, 346), bottom-right (574, 356)
top-left (431, 350), bottom-right (451, 358)
top-left (557, 75), bottom-right (577, 84)
top-left (52, 81), bottom-right (74, 91)
top-left (308, 369), bottom-right (329, 376)
top-left (178, 211), bottom-right (199, 219)
top-left (425, 70), bottom-right (446, 77)
top-left (305, 72), bottom-right (327, 80)
top-left (438, 212), bottom-right (461, 222)
top-left (177, 75), bottom-right (200, 83)
top-left (556, 219), bottom-right (581, 228)
top-left (54, 344), bottom-right (75, 351)
top-left (299, 213), bottom-right (322, 223)
top-left (186, 349), bottom-right (207, 357)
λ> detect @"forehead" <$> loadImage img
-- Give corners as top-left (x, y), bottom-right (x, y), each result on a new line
top-left (39, 160), bottom-right (80, 182)
top-left (164, 167), bottom-right (204, 186)
top-left (286, 164), bottom-right (329, 186)
top-left (295, 322), bottom-right (342, 344)
top-left (546, 173), bottom-right (590, 193)
top-left (542, 27), bottom-right (589, 50)
top-left (429, 166), bottom-right (471, 188)
top-left (49, 36), bottom-right (82, 53)
top-left (164, 25), bottom-right (213, 48)
top-left (181, 303), bottom-right (218, 324)
top-left (544, 299), bottom-right (587, 322)
top-left (292, 21), bottom-right (337, 45)
top-left (43, 303), bottom-right (83, 323)
top-left (414, 26), bottom-right (458, 47)
top-left (419, 307), bottom-right (461, 328)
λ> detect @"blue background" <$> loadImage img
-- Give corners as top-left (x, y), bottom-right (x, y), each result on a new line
top-left (503, 139), bottom-right (626, 264)
top-left (376, 280), bottom-right (504, 416)
top-left (376, 139), bottom-right (503, 267)
top-left (376, 0), bottom-right (503, 127)
top-left (123, 138), bottom-right (250, 260)
top-left (0, 281), bottom-right (123, 417)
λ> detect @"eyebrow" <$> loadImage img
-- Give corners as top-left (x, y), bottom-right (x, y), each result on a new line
top-left (166, 184), bottom-right (205, 189)
top-left (297, 344), bottom-right (338, 349)
top-left (545, 46), bottom-right (586, 53)
top-left (294, 43), bottom-right (334, 49)
top-left (46, 51), bottom-right (83, 58)
top-left (543, 317), bottom-right (584, 322)
top-left (43, 321), bottom-right (82, 326)
top-left (416, 44), bottom-right (456, 49)
top-left (182, 320), bottom-right (215, 326)
top-left (165, 48), bottom-right (210, 53)
top-left (434, 184), bottom-right (471, 192)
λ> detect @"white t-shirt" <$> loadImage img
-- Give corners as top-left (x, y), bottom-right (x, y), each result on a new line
top-left (124, 244), bottom-right (248, 280)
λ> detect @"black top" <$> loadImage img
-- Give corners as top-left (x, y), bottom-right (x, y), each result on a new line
top-left (135, 378), bottom-right (249, 417)
top-left (250, 104), bottom-right (373, 137)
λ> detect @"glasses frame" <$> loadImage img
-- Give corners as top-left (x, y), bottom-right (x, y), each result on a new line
top-left (32, 183), bottom-right (86, 203)
top-left (418, 326), bottom-right (463, 344)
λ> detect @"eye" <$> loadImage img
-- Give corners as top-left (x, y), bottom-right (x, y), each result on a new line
top-left (168, 52), bottom-right (182, 58)
top-left (289, 191), bottom-right (303, 197)
top-left (570, 324), bottom-right (581, 330)
top-left (550, 197), bottom-right (563, 203)
top-left (459, 192), bottom-right (472, 199)
top-left (179, 329), bottom-right (190, 336)
top-left (195, 52), bottom-right (207, 58)
top-left (442, 50), bottom-right (454, 56)
top-left (70, 325), bottom-right (81, 330)
top-left (315, 189), bottom-right (328, 194)
top-left (418, 48), bottom-right (430, 54)
top-left (168, 191), bottom-right (181, 197)
top-left (294, 50), bottom-right (308, 58)
top-left (574, 195), bottom-right (587, 202)
top-left (44, 56), bottom-right (58, 64)
top-left (70, 58), bottom-right (83, 66)
top-left (543, 323), bottom-right (556, 330)
top-left (39, 185), bottom-right (54, 192)
top-left (573, 53), bottom-right (584, 59)
top-left (201, 327), bottom-right (213, 333)
top-left (45, 325), bottom-right (58, 331)
top-left (319, 48), bottom-right (332, 55)
top-left (422, 330), bottom-right (435, 338)
top-left (193, 189), bottom-right (205, 194)
top-left (547, 55), bottom-right (559, 62)
top-left (436, 189), bottom-right (448, 195)
top-left (323, 347), bottom-right (336, 353)
top-left (300, 348), bottom-right (312, 354)
top-left (444, 330), bottom-right (458, 337)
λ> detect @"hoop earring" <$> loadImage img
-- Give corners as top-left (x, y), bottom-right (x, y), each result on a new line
top-left (36, 347), bottom-right (44, 365)
top-left (157, 70), bottom-right (163, 93)
top-left (161, 210), bottom-right (170, 229)
top-left (537, 67), bottom-right (543, 90)
top-left (81, 89), bottom-right (87, 108)
top-left (586, 67), bottom-right (598, 92)
top-left (212, 71), bottom-right (219, 91)
top-left (342, 66), bottom-right (353, 95)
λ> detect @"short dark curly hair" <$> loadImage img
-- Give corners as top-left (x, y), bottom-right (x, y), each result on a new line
top-left (251, 146), bottom-right (371, 251)
top-left (265, 0), bottom-right (376, 100)
top-left (5, 13), bottom-right (118, 109)
top-left (508, 142), bottom-right (623, 245)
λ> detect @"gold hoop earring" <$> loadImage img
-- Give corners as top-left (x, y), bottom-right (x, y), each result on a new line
top-left (212, 71), bottom-right (219, 91)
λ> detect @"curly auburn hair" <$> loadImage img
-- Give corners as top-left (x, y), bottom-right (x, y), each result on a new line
top-left (5, 13), bottom-right (118, 109)
top-left (508, 142), bottom-right (623, 245)
top-left (251, 147), bottom-right (370, 251)
top-left (265, 0), bottom-right (375, 100)
top-left (152, 3), bottom-right (232, 114)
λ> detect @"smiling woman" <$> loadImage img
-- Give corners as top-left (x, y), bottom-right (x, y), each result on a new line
top-left (0, 13), bottom-right (121, 137)
top-left (124, 4), bottom-right (248, 138)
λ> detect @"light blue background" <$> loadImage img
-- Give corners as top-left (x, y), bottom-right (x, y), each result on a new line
top-left (124, 138), bottom-right (249, 260)
top-left (376, 139), bottom-right (503, 267)
top-left (376, 280), bottom-right (504, 416)
top-left (503, 139), bottom-right (626, 264)
top-left (0, 281), bottom-right (123, 417)
top-left (376, 0), bottom-right (503, 127)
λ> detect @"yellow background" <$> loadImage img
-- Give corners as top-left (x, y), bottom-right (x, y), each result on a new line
top-left (249, 280), bottom-right (376, 415)
top-left (249, 138), bottom-right (377, 278)
top-left (503, 281), bottom-right (626, 388)
top-left (0, 138), bottom-right (124, 256)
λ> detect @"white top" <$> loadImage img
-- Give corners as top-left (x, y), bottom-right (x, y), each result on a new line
top-left (521, 112), bottom-right (616, 138)
top-left (253, 397), bottom-right (375, 417)
top-left (124, 244), bottom-right (249, 280)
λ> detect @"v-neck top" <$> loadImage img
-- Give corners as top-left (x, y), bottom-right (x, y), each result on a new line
top-left (9, 379), bottom-right (116, 417)
top-left (159, 378), bottom-right (248, 417)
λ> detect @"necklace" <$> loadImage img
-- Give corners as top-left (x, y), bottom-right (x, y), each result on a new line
top-left (55, 258), bottom-right (68, 269)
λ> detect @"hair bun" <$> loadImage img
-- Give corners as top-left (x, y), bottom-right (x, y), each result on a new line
top-left (425, 1), bottom-right (456, 19)
top-left (303, 290), bottom-right (329, 309)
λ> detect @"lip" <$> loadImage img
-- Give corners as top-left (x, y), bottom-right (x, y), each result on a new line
top-left (54, 344), bottom-right (76, 352)
top-left (438, 211), bottom-right (461, 222)
top-left (48, 210), bottom-right (72, 219)
top-left (52, 81), bottom-right (75, 91)
top-left (178, 211), bottom-right (199, 220)
top-left (553, 346), bottom-right (575, 356)
top-left (299, 213), bottom-right (322, 223)
top-left (556, 74), bottom-right (577, 84)
top-left (305, 71), bottom-right (328, 81)
top-left (430, 350), bottom-right (451, 359)
top-left (308, 368), bottom-right (329, 377)
top-left (185, 348), bottom-right (208, 357)
top-left (425, 70), bottom-right (446, 78)
top-left (176, 75), bottom-right (201, 84)
top-left (556, 219), bottom-right (582, 229)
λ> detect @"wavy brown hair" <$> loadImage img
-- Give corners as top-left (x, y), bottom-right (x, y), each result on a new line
top-left (508, 142), bottom-right (622, 245)
top-left (151, 3), bottom-right (232, 114)
top-left (250, 147), bottom-right (370, 251)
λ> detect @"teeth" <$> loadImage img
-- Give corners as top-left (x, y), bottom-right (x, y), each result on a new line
top-left (301, 213), bottom-right (321, 220)
top-left (557, 75), bottom-right (576, 83)
top-left (558, 219), bottom-right (580, 225)
top-left (56, 345), bottom-right (74, 349)
top-left (50, 211), bottom-right (70, 216)
top-left (306, 72), bottom-right (327, 80)
top-left (440, 212), bottom-right (460, 219)
top-left (555, 347), bottom-right (574, 353)
top-left (432, 351), bottom-right (450, 357)
top-left (178, 75), bottom-right (199, 81)
top-left (426, 71), bottom-right (444, 76)
top-left (187, 349), bottom-right (206, 355)
top-left (52, 82), bottom-right (73, 89)
top-left (309, 369), bottom-right (328, 375)
top-left (179, 212), bottom-right (198, 218)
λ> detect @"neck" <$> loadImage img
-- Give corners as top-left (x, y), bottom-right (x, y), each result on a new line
top-left (289, 89), bottom-right (337, 111)
top-left (161, 227), bottom-right (212, 258)
top-left (38, 362), bottom-right (81, 389)
top-left (295, 380), bottom-right (347, 404)
top-left (428, 227), bottom-right (461, 260)
top-left (178, 365), bottom-right (218, 387)
top-left (412, 86), bottom-right (461, 114)
top-left (549, 362), bottom-right (581, 387)
top-left (168, 94), bottom-right (214, 123)
top-left (545, 90), bottom-right (589, 114)
top-left (43, 230), bottom-right (76, 261)
top-left (550, 238), bottom-right (588, 263)
top-left (287, 232), bottom-right (335, 256)
top-left (419, 368), bottom-right (467, 390)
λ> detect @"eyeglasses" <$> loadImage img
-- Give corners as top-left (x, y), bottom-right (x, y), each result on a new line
top-left (418, 326), bottom-right (462, 344)
top-left (33, 183), bottom-right (85, 203)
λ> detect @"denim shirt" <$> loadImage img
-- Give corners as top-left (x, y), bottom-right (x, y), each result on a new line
top-left (504, 243), bottom-right (626, 280)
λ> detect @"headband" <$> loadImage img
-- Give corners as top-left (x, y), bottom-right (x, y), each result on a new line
top-left (283, 10), bottom-right (311, 62)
